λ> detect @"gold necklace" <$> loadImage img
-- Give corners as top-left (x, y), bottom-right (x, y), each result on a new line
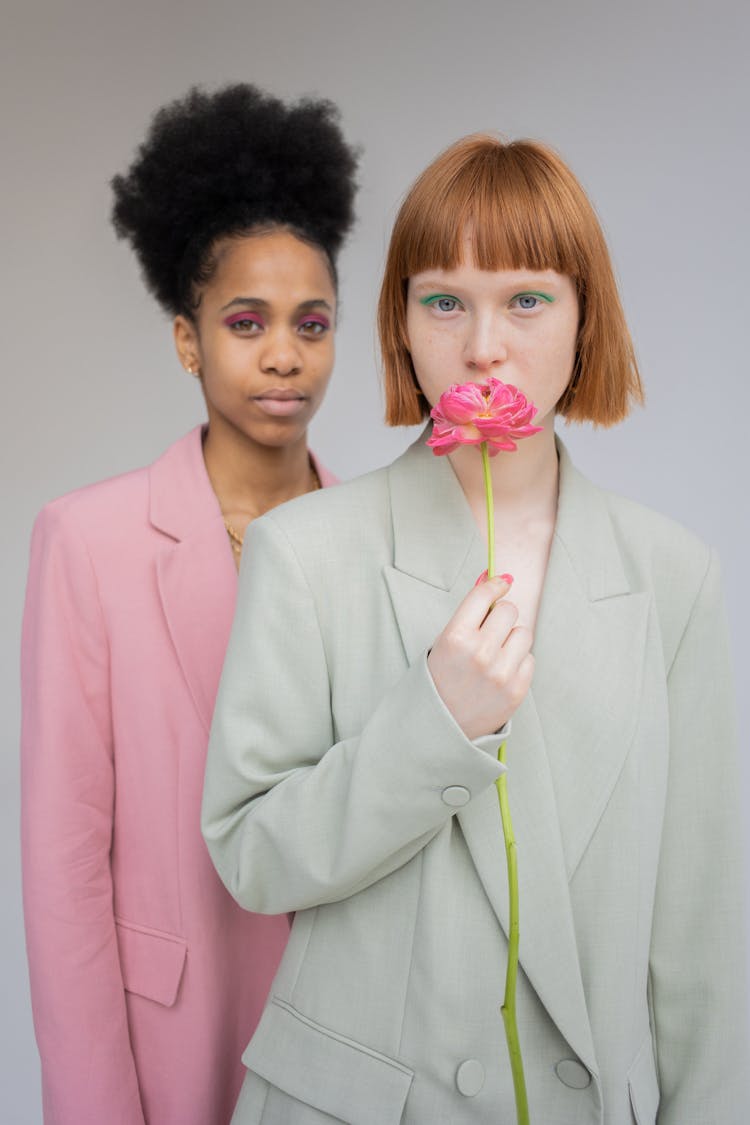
top-left (223, 464), bottom-right (322, 554)
top-left (224, 520), bottom-right (245, 557)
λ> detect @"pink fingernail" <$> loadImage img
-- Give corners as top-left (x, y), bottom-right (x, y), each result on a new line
top-left (474, 569), bottom-right (489, 586)
top-left (499, 573), bottom-right (514, 585)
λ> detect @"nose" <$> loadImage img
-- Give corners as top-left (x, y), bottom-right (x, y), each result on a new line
top-left (464, 313), bottom-right (508, 373)
top-left (260, 326), bottom-right (302, 377)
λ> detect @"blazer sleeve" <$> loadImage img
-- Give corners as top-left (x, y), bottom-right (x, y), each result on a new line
top-left (649, 549), bottom-right (749, 1123)
top-left (202, 512), bottom-right (505, 915)
top-left (21, 505), bottom-right (145, 1125)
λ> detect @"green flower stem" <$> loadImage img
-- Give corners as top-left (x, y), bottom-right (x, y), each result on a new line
top-left (480, 442), bottom-right (495, 579)
top-left (496, 743), bottom-right (529, 1125)
top-left (480, 440), bottom-right (529, 1124)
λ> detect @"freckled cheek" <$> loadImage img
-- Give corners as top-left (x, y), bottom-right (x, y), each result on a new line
top-left (416, 329), bottom-right (452, 366)
top-left (409, 342), bottom-right (439, 387)
top-left (532, 328), bottom-right (574, 365)
top-left (551, 337), bottom-right (578, 374)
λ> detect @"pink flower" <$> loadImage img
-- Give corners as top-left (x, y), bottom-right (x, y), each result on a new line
top-left (426, 378), bottom-right (542, 456)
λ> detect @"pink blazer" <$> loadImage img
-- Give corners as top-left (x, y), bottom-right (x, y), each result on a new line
top-left (21, 427), bottom-right (337, 1125)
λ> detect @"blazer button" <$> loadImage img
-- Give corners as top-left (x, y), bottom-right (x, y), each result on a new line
top-left (555, 1059), bottom-right (592, 1089)
top-left (455, 1059), bottom-right (485, 1096)
top-left (442, 786), bottom-right (471, 807)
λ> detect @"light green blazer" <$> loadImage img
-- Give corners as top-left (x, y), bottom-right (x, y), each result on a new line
top-left (202, 434), bottom-right (748, 1125)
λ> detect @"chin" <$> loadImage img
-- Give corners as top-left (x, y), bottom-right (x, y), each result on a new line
top-left (253, 423), bottom-right (308, 450)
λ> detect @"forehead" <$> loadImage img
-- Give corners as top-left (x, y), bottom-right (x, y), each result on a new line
top-left (209, 230), bottom-right (336, 302)
top-left (215, 230), bottom-right (332, 283)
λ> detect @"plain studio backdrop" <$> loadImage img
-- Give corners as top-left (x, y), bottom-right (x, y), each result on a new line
top-left (2, 0), bottom-right (748, 1119)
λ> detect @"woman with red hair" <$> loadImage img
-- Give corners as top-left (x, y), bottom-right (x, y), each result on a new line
top-left (204, 135), bottom-right (746, 1124)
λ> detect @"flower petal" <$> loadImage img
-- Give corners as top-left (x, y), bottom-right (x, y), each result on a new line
top-left (427, 378), bottom-right (542, 456)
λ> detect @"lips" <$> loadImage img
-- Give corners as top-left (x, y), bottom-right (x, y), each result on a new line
top-left (252, 388), bottom-right (309, 417)
top-left (253, 388), bottom-right (307, 401)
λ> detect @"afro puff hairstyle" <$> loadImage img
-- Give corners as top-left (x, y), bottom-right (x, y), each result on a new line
top-left (111, 84), bottom-right (359, 317)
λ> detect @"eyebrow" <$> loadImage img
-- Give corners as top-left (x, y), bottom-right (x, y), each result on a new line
top-left (410, 279), bottom-right (450, 290)
top-left (219, 297), bottom-right (334, 313)
top-left (410, 278), bottom-right (466, 296)
top-left (412, 275), bottom-right (555, 288)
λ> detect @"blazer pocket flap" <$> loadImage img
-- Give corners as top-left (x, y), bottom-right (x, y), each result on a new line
top-left (243, 998), bottom-right (413, 1125)
top-left (115, 919), bottom-right (187, 1008)
top-left (627, 1034), bottom-right (660, 1125)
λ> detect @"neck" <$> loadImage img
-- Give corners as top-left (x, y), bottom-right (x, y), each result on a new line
top-left (447, 418), bottom-right (559, 519)
top-left (202, 421), bottom-right (314, 522)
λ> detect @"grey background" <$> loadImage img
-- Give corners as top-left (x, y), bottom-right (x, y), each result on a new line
top-left (2, 0), bottom-right (748, 1119)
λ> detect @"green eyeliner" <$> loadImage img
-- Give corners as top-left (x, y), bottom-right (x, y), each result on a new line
top-left (419, 290), bottom-right (554, 306)
top-left (419, 293), bottom-right (455, 305)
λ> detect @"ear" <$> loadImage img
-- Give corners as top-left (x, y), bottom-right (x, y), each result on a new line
top-left (173, 315), bottom-right (201, 376)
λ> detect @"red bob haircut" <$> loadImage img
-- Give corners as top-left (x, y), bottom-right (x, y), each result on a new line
top-left (378, 134), bottom-right (643, 426)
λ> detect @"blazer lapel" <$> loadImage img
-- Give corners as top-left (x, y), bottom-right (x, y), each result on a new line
top-left (383, 434), bottom-right (485, 662)
top-left (531, 447), bottom-right (650, 882)
top-left (383, 432), bottom-right (649, 1076)
top-left (149, 429), bottom-right (238, 735)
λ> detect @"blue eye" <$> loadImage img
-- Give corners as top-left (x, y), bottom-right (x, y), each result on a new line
top-left (421, 294), bottom-right (461, 313)
top-left (511, 291), bottom-right (554, 310)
